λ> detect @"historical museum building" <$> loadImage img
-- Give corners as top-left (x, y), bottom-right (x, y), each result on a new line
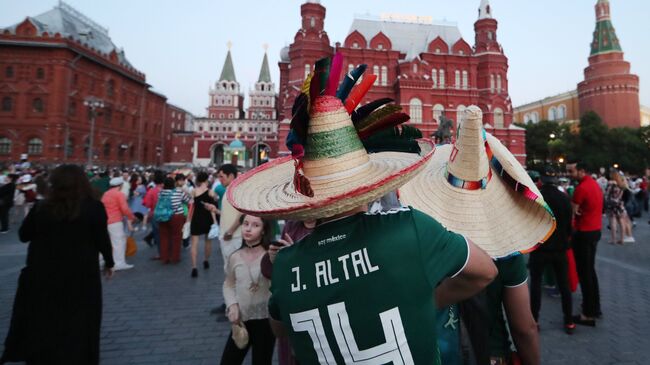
top-left (0, 2), bottom-right (193, 166)
top-left (277, 0), bottom-right (526, 162)
top-left (514, 0), bottom-right (645, 128)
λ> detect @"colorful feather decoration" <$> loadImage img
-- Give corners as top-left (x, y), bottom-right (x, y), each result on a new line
top-left (325, 52), bottom-right (343, 96)
top-left (357, 112), bottom-right (410, 140)
top-left (309, 57), bottom-right (331, 106)
top-left (355, 104), bottom-right (402, 130)
top-left (362, 125), bottom-right (423, 154)
top-left (336, 64), bottom-right (367, 102)
top-left (344, 74), bottom-right (377, 114)
top-left (351, 98), bottom-right (394, 124)
top-left (290, 93), bottom-right (310, 143)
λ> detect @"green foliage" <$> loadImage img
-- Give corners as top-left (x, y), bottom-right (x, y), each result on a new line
top-left (523, 111), bottom-right (650, 174)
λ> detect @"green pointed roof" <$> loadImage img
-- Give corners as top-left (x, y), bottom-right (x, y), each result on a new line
top-left (219, 50), bottom-right (237, 82)
top-left (257, 52), bottom-right (272, 83)
top-left (590, 1), bottom-right (622, 55)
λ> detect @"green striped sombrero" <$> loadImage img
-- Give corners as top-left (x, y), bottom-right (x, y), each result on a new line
top-left (227, 95), bottom-right (434, 220)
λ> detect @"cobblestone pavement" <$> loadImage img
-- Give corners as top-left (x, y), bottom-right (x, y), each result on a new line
top-left (1, 209), bottom-right (649, 364)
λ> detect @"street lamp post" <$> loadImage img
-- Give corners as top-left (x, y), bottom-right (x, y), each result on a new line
top-left (84, 97), bottom-right (104, 168)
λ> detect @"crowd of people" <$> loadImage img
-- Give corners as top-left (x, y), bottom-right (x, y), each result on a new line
top-left (1, 55), bottom-right (649, 365)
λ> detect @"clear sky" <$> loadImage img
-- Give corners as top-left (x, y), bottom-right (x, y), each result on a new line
top-left (1, 0), bottom-right (648, 116)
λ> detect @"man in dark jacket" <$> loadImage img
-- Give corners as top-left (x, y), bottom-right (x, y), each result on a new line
top-left (529, 168), bottom-right (575, 334)
top-left (0, 174), bottom-right (18, 233)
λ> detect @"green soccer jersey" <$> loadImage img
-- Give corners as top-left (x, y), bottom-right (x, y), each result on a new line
top-left (486, 255), bottom-right (528, 358)
top-left (269, 207), bottom-right (469, 365)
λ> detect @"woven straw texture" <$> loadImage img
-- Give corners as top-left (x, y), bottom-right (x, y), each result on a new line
top-left (227, 94), bottom-right (435, 220)
top-left (399, 107), bottom-right (555, 259)
top-left (228, 145), bottom-right (433, 220)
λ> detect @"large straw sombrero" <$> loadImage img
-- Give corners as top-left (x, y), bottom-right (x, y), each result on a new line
top-left (399, 106), bottom-right (556, 258)
top-left (228, 95), bottom-right (434, 220)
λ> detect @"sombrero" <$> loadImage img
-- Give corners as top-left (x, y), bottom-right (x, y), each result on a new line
top-left (228, 54), bottom-right (434, 220)
top-left (399, 106), bottom-right (556, 258)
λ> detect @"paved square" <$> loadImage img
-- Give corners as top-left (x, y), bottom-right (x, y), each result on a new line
top-left (1, 210), bottom-right (649, 364)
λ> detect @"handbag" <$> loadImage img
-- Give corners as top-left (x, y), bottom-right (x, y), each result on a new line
top-left (208, 223), bottom-right (220, 240)
top-left (182, 222), bottom-right (191, 240)
top-left (126, 235), bottom-right (137, 257)
top-left (207, 212), bottom-right (219, 239)
top-left (231, 322), bottom-right (249, 349)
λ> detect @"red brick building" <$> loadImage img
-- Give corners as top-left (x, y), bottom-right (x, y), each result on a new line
top-left (0, 2), bottom-right (191, 166)
top-left (277, 0), bottom-right (525, 163)
top-left (577, 0), bottom-right (640, 128)
top-left (514, 0), bottom-right (643, 129)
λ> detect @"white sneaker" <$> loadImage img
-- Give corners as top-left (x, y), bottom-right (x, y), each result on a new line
top-left (114, 263), bottom-right (134, 271)
top-left (623, 236), bottom-right (635, 243)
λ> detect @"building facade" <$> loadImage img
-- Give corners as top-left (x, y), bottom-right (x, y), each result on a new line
top-left (0, 2), bottom-right (193, 166)
top-left (189, 49), bottom-right (279, 167)
top-left (277, 0), bottom-right (525, 163)
top-left (514, 0), bottom-right (643, 129)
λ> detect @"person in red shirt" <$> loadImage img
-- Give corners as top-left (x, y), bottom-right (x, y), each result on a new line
top-left (143, 171), bottom-right (164, 259)
top-left (567, 160), bottom-right (603, 326)
top-left (101, 177), bottom-right (135, 270)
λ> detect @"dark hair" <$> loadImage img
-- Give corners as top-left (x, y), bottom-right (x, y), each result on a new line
top-left (43, 164), bottom-right (94, 221)
top-left (240, 214), bottom-right (274, 250)
top-left (567, 159), bottom-right (589, 172)
top-left (163, 177), bottom-right (175, 190)
top-left (174, 173), bottom-right (186, 182)
top-left (34, 174), bottom-right (48, 197)
top-left (196, 171), bottom-right (209, 184)
top-left (218, 164), bottom-right (238, 178)
top-left (153, 170), bottom-right (165, 185)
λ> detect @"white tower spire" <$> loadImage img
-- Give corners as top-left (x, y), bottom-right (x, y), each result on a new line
top-left (479, 0), bottom-right (492, 19)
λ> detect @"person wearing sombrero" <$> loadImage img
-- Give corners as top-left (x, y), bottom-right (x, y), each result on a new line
top-left (400, 106), bottom-right (556, 365)
top-left (228, 54), bottom-right (497, 364)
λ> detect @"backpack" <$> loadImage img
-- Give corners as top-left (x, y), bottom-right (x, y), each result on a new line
top-left (153, 191), bottom-right (173, 222)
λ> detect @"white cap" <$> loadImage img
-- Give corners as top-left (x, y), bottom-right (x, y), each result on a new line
top-left (109, 177), bottom-right (124, 187)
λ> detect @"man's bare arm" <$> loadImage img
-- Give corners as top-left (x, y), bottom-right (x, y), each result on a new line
top-left (435, 239), bottom-right (497, 308)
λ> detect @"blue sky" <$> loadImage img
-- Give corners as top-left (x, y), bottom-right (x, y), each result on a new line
top-left (1, 0), bottom-right (648, 116)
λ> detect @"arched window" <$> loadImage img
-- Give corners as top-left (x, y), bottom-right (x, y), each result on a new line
top-left (494, 108), bottom-right (504, 128)
top-left (373, 65), bottom-right (379, 85)
top-left (462, 71), bottom-right (468, 90)
top-left (455, 70), bottom-right (461, 89)
top-left (5, 66), bottom-right (14, 78)
top-left (456, 105), bottom-right (467, 125)
top-left (381, 66), bottom-right (387, 86)
top-left (532, 112), bottom-right (539, 123)
top-left (496, 75), bottom-right (502, 93)
top-left (409, 98), bottom-right (422, 124)
top-left (118, 143), bottom-right (126, 157)
top-left (558, 105), bottom-right (567, 120)
top-left (439, 69), bottom-right (445, 88)
top-left (310, 17), bottom-right (315, 28)
top-left (107, 79), bottom-right (115, 97)
top-left (548, 107), bottom-right (557, 121)
top-left (0, 137), bottom-right (11, 155)
top-left (412, 64), bottom-right (418, 73)
top-left (27, 138), bottom-right (43, 155)
top-left (36, 67), bottom-right (45, 79)
top-left (32, 98), bottom-right (44, 113)
top-left (65, 137), bottom-right (74, 157)
top-left (524, 113), bottom-right (531, 123)
top-left (2, 96), bottom-right (12, 112)
top-left (432, 69), bottom-right (438, 88)
top-left (490, 74), bottom-right (495, 93)
top-left (304, 64), bottom-right (311, 79)
top-left (103, 142), bottom-right (111, 157)
top-left (433, 104), bottom-right (445, 123)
